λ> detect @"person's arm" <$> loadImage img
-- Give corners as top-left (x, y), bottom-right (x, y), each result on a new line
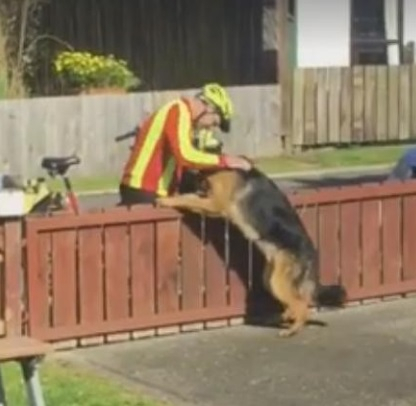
top-left (164, 102), bottom-right (228, 170)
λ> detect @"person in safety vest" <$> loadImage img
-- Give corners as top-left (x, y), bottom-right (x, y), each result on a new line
top-left (119, 83), bottom-right (251, 205)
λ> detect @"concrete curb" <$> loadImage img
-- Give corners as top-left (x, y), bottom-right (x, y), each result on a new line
top-left (77, 163), bottom-right (394, 197)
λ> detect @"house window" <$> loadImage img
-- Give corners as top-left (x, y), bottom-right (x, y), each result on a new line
top-left (350, 0), bottom-right (404, 65)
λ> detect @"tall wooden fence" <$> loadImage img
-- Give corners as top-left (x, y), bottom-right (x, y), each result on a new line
top-left (292, 65), bottom-right (416, 147)
top-left (2, 180), bottom-right (416, 345)
top-left (0, 85), bottom-right (280, 178)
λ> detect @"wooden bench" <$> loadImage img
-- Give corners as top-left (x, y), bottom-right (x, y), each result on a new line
top-left (0, 337), bottom-right (53, 406)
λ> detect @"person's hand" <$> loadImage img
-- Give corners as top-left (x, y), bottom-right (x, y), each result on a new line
top-left (224, 155), bottom-right (253, 171)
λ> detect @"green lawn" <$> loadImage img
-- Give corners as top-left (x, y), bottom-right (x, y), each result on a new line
top-left (47, 144), bottom-right (411, 194)
top-left (1, 359), bottom-right (167, 406)
top-left (254, 144), bottom-right (409, 174)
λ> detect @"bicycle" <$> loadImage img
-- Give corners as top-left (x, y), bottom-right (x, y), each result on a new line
top-left (0, 154), bottom-right (82, 217)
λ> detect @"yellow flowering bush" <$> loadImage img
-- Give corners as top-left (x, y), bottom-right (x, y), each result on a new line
top-left (53, 51), bottom-right (141, 91)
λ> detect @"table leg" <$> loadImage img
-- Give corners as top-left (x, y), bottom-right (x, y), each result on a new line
top-left (20, 358), bottom-right (46, 406)
top-left (0, 366), bottom-right (7, 406)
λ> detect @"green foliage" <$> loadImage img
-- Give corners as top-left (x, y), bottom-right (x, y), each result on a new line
top-left (54, 51), bottom-right (141, 91)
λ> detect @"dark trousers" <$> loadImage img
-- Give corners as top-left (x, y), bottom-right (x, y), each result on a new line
top-left (119, 184), bottom-right (158, 205)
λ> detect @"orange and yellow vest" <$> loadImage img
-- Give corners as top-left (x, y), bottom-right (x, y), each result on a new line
top-left (121, 97), bottom-right (227, 196)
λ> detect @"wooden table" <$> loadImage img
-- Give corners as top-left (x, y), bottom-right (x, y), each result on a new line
top-left (0, 337), bottom-right (53, 406)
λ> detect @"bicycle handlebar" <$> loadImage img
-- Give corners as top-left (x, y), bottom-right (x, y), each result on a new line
top-left (115, 126), bottom-right (140, 142)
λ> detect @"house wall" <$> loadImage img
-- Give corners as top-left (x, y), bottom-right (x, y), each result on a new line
top-left (296, 0), bottom-right (416, 68)
top-left (35, 0), bottom-right (271, 96)
top-left (296, 0), bottom-right (350, 67)
top-left (404, 0), bottom-right (416, 50)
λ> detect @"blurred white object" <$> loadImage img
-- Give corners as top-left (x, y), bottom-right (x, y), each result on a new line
top-left (0, 190), bottom-right (26, 217)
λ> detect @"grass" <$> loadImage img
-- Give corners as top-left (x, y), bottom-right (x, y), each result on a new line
top-left (254, 144), bottom-right (409, 174)
top-left (45, 144), bottom-right (411, 194)
top-left (2, 359), bottom-right (167, 406)
top-left (47, 176), bottom-right (120, 194)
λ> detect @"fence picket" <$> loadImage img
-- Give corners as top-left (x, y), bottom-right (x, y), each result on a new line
top-left (180, 214), bottom-right (205, 311)
top-left (376, 66), bottom-right (388, 142)
top-left (78, 226), bottom-right (105, 325)
top-left (0, 223), bottom-right (4, 336)
top-left (51, 229), bottom-right (78, 328)
top-left (339, 201), bottom-right (361, 295)
top-left (388, 66), bottom-right (400, 141)
top-left (411, 66), bottom-right (416, 137)
top-left (26, 229), bottom-right (52, 337)
top-left (155, 219), bottom-right (181, 314)
top-left (364, 66), bottom-right (377, 142)
top-left (292, 65), bottom-right (416, 146)
top-left (204, 218), bottom-right (228, 309)
top-left (316, 68), bottom-right (329, 145)
top-left (303, 68), bottom-right (317, 146)
top-left (104, 222), bottom-right (130, 321)
top-left (318, 204), bottom-right (340, 285)
top-left (130, 221), bottom-right (157, 318)
top-left (340, 67), bottom-right (352, 144)
top-left (381, 197), bottom-right (402, 285)
top-left (361, 199), bottom-right (382, 292)
top-left (328, 68), bottom-right (341, 144)
top-left (402, 195), bottom-right (416, 281)
top-left (3, 221), bottom-right (22, 336)
top-left (228, 221), bottom-right (249, 309)
top-left (399, 65), bottom-right (411, 140)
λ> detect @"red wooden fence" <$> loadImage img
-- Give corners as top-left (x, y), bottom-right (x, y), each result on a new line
top-left (0, 222), bottom-right (4, 337)
top-left (23, 206), bottom-right (249, 342)
top-left (291, 180), bottom-right (416, 301)
top-left (2, 180), bottom-right (416, 344)
top-left (0, 220), bottom-right (23, 338)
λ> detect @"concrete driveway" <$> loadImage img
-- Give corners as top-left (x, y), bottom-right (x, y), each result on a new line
top-left (63, 297), bottom-right (416, 406)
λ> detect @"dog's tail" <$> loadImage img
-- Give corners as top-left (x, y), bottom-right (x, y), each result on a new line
top-left (315, 284), bottom-right (347, 308)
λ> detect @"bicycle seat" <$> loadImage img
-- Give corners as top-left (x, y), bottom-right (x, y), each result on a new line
top-left (41, 155), bottom-right (81, 175)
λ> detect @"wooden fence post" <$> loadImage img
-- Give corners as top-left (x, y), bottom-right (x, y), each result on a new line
top-left (3, 219), bottom-right (23, 337)
top-left (277, 0), bottom-right (294, 152)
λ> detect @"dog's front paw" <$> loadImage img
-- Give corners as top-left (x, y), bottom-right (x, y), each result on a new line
top-left (156, 197), bottom-right (172, 208)
top-left (155, 198), bottom-right (165, 207)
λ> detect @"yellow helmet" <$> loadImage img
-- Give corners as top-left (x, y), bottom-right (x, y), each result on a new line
top-left (199, 83), bottom-right (234, 132)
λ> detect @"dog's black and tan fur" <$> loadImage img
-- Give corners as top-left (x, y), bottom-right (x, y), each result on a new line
top-left (157, 167), bottom-right (347, 337)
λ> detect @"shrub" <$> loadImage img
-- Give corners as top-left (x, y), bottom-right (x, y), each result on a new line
top-left (53, 51), bottom-right (141, 92)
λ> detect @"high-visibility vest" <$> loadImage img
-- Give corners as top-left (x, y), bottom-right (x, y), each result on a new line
top-left (121, 98), bottom-right (226, 196)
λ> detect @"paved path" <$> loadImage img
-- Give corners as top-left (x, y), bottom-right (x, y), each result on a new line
top-left (78, 166), bottom-right (391, 211)
top-left (63, 297), bottom-right (416, 406)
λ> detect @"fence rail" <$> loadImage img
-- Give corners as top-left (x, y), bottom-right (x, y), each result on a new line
top-left (2, 180), bottom-right (416, 345)
top-left (292, 65), bottom-right (416, 147)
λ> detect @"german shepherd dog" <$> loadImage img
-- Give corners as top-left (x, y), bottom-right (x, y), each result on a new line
top-left (156, 166), bottom-right (347, 337)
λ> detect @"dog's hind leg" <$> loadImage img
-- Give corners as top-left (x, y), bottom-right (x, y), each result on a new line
top-left (156, 193), bottom-right (222, 217)
top-left (265, 251), bottom-right (310, 337)
top-left (261, 259), bottom-right (290, 325)
top-left (280, 307), bottom-right (294, 324)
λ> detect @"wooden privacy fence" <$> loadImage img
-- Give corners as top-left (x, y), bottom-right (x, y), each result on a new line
top-left (292, 65), bottom-right (416, 147)
top-left (0, 84), bottom-right (280, 178)
top-left (1, 180), bottom-right (416, 345)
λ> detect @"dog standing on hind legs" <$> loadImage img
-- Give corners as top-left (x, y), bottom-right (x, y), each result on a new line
top-left (156, 167), bottom-right (347, 337)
